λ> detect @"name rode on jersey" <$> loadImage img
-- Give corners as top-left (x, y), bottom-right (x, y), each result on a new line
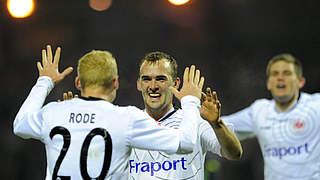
top-left (129, 157), bottom-right (187, 176)
top-left (264, 143), bottom-right (310, 159)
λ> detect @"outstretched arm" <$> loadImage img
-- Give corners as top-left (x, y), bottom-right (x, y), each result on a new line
top-left (201, 88), bottom-right (243, 160)
top-left (170, 65), bottom-right (204, 153)
top-left (14, 45), bottom-right (73, 139)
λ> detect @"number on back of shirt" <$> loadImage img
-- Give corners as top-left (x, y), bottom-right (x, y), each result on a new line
top-left (50, 126), bottom-right (112, 180)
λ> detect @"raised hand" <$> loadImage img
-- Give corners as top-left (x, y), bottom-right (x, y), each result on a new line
top-left (37, 45), bottom-right (73, 84)
top-left (57, 91), bottom-right (79, 102)
top-left (200, 88), bottom-right (221, 124)
top-left (170, 65), bottom-right (204, 100)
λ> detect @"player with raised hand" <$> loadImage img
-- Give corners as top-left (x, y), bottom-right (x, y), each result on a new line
top-left (129, 52), bottom-right (242, 179)
top-left (13, 45), bottom-right (206, 180)
top-left (200, 88), bottom-right (242, 159)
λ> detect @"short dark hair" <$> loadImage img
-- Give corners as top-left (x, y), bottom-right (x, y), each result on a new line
top-left (266, 53), bottom-right (303, 78)
top-left (139, 51), bottom-right (178, 80)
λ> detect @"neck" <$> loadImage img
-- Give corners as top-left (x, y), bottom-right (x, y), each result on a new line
top-left (146, 104), bottom-right (173, 121)
top-left (275, 92), bottom-right (299, 112)
top-left (81, 87), bottom-right (114, 102)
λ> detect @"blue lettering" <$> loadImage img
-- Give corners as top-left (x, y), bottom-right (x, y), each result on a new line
top-left (162, 161), bottom-right (172, 171)
top-left (128, 158), bottom-right (188, 176)
top-left (151, 162), bottom-right (161, 176)
top-left (173, 159), bottom-right (179, 170)
top-left (287, 147), bottom-right (296, 155)
top-left (181, 157), bottom-right (187, 170)
top-left (264, 143), bottom-right (311, 159)
top-left (278, 147), bottom-right (286, 159)
top-left (141, 162), bottom-right (149, 172)
top-left (305, 143), bottom-right (310, 153)
top-left (129, 160), bottom-right (134, 173)
top-left (297, 144), bottom-right (303, 154)
top-left (135, 162), bottom-right (140, 173)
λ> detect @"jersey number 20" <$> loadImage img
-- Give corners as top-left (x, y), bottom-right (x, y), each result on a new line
top-left (50, 126), bottom-right (112, 180)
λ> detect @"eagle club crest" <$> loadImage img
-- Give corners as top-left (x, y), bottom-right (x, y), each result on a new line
top-left (293, 119), bottom-right (305, 132)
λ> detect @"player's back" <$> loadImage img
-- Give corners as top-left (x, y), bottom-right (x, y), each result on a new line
top-left (40, 96), bottom-right (141, 180)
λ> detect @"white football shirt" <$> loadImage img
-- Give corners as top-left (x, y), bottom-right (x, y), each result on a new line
top-left (222, 93), bottom-right (320, 180)
top-left (128, 108), bottom-right (233, 180)
top-left (13, 76), bottom-right (201, 180)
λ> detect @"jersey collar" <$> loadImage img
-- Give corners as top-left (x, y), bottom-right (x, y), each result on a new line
top-left (78, 96), bottom-right (105, 101)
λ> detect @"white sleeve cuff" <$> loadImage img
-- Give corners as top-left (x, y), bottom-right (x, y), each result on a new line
top-left (36, 76), bottom-right (55, 95)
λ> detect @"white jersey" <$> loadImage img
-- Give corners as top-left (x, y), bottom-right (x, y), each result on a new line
top-left (13, 76), bottom-right (201, 180)
top-left (222, 92), bottom-right (320, 180)
top-left (129, 108), bottom-right (231, 180)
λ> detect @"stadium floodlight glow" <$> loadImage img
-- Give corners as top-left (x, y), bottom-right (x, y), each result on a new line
top-left (89, 0), bottom-right (112, 11)
top-left (7, 0), bottom-right (35, 18)
top-left (168, 0), bottom-right (190, 6)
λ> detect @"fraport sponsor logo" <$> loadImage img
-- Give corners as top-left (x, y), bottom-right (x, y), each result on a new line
top-left (129, 157), bottom-right (187, 176)
top-left (264, 143), bottom-right (310, 159)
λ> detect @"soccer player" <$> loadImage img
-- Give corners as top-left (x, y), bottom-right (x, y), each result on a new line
top-left (128, 52), bottom-right (242, 179)
top-left (222, 53), bottom-right (320, 180)
top-left (13, 45), bottom-right (210, 179)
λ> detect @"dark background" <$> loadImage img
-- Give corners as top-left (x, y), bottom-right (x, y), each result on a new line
top-left (1, 0), bottom-right (320, 179)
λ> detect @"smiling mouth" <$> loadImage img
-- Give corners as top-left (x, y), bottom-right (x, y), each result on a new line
top-left (149, 93), bottom-right (161, 98)
top-left (276, 84), bottom-right (286, 89)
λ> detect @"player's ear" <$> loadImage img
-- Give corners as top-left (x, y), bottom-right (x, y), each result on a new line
top-left (266, 79), bottom-right (271, 90)
top-left (174, 77), bottom-right (180, 89)
top-left (137, 78), bottom-right (142, 91)
top-left (113, 76), bottom-right (119, 90)
top-left (298, 76), bottom-right (306, 89)
top-left (75, 76), bottom-right (82, 91)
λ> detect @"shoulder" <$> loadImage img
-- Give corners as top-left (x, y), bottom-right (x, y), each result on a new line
top-left (115, 106), bottom-right (150, 123)
top-left (252, 98), bottom-right (272, 106)
top-left (41, 101), bottom-right (60, 113)
top-left (299, 92), bottom-right (320, 112)
top-left (301, 92), bottom-right (320, 102)
top-left (246, 98), bottom-right (272, 111)
top-left (119, 106), bottom-right (144, 115)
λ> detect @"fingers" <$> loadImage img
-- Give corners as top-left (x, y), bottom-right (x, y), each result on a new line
top-left (189, 65), bottom-right (195, 83)
top-left (186, 65), bottom-right (203, 88)
top-left (201, 92), bottom-right (207, 103)
top-left (63, 91), bottom-right (77, 100)
top-left (206, 88), bottom-right (213, 102)
top-left (194, 69), bottom-right (200, 84)
top-left (170, 86), bottom-right (181, 100)
top-left (199, 76), bottom-right (204, 89)
top-left (217, 100), bottom-right (221, 115)
top-left (53, 47), bottom-right (61, 66)
top-left (37, 61), bottom-right (43, 72)
top-left (212, 91), bottom-right (218, 102)
top-left (61, 67), bottom-right (74, 78)
top-left (63, 92), bottom-right (68, 100)
top-left (47, 45), bottom-right (53, 64)
top-left (183, 67), bottom-right (189, 84)
top-left (68, 91), bottom-right (73, 99)
top-left (42, 49), bottom-right (47, 68)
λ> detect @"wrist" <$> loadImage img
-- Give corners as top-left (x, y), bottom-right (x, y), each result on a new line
top-left (211, 118), bottom-right (223, 128)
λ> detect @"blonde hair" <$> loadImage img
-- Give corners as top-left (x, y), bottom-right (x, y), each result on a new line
top-left (266, 53), bottom-right (303, 78)
top-left (77, 50), bottom-right (118, 90)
